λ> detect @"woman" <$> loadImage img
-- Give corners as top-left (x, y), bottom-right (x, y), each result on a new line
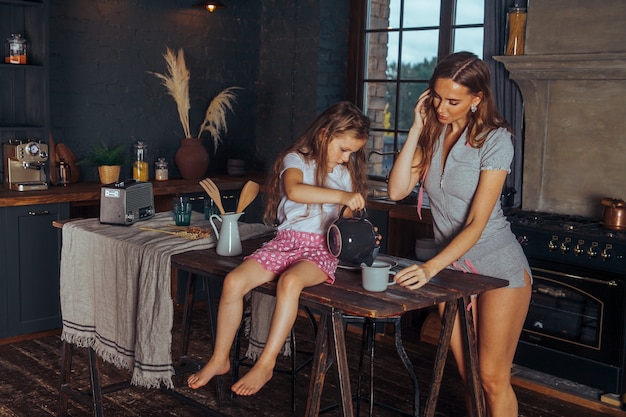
top-left (387, 52), bottom-right (531, 417)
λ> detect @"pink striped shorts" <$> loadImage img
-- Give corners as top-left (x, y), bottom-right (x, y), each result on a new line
top-left (246, 229), bottom-right (339, 283)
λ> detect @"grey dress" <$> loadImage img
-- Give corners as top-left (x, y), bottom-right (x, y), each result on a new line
top-left (423, 126), bottom-right (530, 288)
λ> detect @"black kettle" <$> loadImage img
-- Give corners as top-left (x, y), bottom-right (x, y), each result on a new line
top-left (327, 206), bottom-right (380, 266)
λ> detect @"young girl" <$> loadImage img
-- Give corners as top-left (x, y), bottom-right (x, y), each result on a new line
top-left (387, 52), bottom-right (531, 417)
top-left (187, 101), bottom-right (370, 396)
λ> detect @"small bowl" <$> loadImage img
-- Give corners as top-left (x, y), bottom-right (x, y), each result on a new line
top-left (415, 238), bottom-right (436, 261)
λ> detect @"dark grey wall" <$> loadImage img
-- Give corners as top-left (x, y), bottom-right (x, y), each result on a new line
top-left (49, 0), bottom-right (351, 181)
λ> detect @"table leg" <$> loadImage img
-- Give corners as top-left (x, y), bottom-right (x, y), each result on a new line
top-left (179, 272), bottom-right (197, 361)
top-left (459, 295), bottom-right (486, 417)
top-left (305, 309), bottom-right (355, 417)
top-left (391, 317), bottom-right (420, 417)
top-left (329, 309), bottom-right (355, 416)
top-left (423, 300), bottom-right (458, 417)
top-left (87, 347), bottom-right (105, 417)
top-left (305, 310), bottom-right (330, 416)
top-left (57, 341), bottom-right (72, 417)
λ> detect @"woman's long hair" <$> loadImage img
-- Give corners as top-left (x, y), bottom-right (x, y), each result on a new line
top-left (263, 101), bottom-right (370, 225)
top-left (416, 51), bottom-right (510, 173)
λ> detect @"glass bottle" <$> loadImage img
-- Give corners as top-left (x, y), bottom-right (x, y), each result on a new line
top-left (155, 157), bottom-right (168, 181)
top-left (133, 141), bottom-right (149, 181)
top-left (505, 5), bottom-right (527, 56)
top-left (5, 34), bottom-right (27, 64)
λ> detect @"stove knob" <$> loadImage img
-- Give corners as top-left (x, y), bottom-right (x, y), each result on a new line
top-left (548, 239), bottom-right (558, 252)
top-left (601, 248), bottom-right (613, 261)
top-left (586, 246), bottom-right (598, 258)
top-left (559, 242), bottom-right (570, 254)
top-left (574, 244), bottom-right (585, 256)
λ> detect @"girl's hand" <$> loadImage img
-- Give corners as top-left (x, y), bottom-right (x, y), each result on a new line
top-left (394, 263), bottom-right (436, 290)
top-left (340, 192), bottom-right (365, 212)
top-left (413, 89), bottom-right (431, 132)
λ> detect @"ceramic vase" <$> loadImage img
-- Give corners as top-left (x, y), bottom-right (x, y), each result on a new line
top-left (174, 137), bottom-right (210, 180)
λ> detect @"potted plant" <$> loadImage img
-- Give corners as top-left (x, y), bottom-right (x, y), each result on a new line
top-left (149, 47), bottom-right (240, 179)
top-left (79, 142), bottom-right (129, 184)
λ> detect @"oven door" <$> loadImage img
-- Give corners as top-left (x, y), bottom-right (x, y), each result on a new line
top-left (520, 260), bottom-right (625, 365)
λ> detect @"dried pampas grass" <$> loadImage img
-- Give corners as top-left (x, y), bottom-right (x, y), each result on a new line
top-left (149, 46), bottom-right (240, 152)
top-left (198, 86), bottom-right (241, 152)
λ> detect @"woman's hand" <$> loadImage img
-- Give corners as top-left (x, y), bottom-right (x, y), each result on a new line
top-left (394, 262), bottom-right (436, 290)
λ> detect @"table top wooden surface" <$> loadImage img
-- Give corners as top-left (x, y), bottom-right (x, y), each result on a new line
top-left (171, 237), bottom-right (508, 318)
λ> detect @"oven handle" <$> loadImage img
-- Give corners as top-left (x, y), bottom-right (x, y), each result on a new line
top-left (532, 267), bottom-right (619, 287)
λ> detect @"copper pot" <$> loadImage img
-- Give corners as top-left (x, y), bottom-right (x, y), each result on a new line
top-left (601, 197), bottom-right (626, 230)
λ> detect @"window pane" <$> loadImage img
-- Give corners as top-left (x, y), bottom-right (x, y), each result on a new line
top-left (453, 27), bottom-right (484, 58)
top-left (403, 0), bottom-right (441, 28)
top-left (400, 30), bottom-right (438, 80)
top-left (398, 82), bottom-right (429, 130)
top-left (366, 130), bottom-right (395, 178)
top-left (386, 31), bottom-right (400, 79)
top-left (364, 82), bottom-right (396, 131)
top-left (367, 0), bottom-right (393, 30)
top-left (455, 0), bottom-right (484, 25)
top-left (389, 0), bottom-right (401, 29)
top-left (365, 31), bottom-right (395, 80)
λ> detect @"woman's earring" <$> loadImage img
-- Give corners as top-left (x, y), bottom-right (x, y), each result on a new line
top-left (470, 104), bottom-right (477, 113)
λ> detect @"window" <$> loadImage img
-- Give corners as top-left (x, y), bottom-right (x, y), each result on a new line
top-left (353, 0), bottom-right (485, 180)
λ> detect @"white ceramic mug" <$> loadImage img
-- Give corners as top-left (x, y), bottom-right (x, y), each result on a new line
top-left (361, 261), bottom-right (396, 292)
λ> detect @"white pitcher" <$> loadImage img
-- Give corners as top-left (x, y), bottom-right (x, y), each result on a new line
top-left (209, 212), bottom-right (243, 256)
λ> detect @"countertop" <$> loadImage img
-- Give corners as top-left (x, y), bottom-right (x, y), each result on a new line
top-left (0, 176), bottom-right (264, 208)
top-left (0, 174), bottom-right (431, 223)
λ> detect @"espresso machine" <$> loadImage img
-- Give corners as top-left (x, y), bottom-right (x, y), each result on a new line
top-left (3, 139), bottom-right (49, 191)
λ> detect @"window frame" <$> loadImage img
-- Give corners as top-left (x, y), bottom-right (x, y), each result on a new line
top-left (347, 0), bottom-right (485, 180)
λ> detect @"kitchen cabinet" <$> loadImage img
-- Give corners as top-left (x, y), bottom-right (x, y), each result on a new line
top-left (367, 207), bottom-right (389, 254)
top-left (0, 0), bottom-right (50, 179)
top-left (367, 200), bottom-right (433, 259)
top-left (0, 202), bottom-right (69, 338)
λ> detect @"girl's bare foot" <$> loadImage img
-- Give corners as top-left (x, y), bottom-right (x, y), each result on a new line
top-left (231, 362), bottom-right (273, 396)
top-left (187, 359), bottom-right (230, 389)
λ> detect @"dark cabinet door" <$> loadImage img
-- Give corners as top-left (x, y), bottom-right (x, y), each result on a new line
top-left (3, 203), bottom-right (69, 337)
top-left (367, 208), bottom-right (389, 254)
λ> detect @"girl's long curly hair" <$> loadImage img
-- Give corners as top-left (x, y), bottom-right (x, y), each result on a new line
top-left (416, 51), bottom-right (510, 173)
top-left (263, 101), bottom-right (370, 225)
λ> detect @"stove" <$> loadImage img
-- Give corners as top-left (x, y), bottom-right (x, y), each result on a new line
top-left (507, 210), bottom-right (626, 274)
top-left (508, 210), bottom-right (626, 404)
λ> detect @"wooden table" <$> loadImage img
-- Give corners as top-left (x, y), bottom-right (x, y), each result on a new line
top-left (171, 237), bottom-right (508, 417)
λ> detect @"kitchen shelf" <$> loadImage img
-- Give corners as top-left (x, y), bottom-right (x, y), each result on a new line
top-left (0, 0), bottom-right (44, 6)
top-left (0, 0), bottom-right (49, 181)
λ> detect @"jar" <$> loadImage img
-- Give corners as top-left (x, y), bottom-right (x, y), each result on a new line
top-left (133, 141), bottom-right (149, 181)
top-left (155, 157), bottom-right (168, 181)
top-left (505, 5), bottom-right (527, 56)
top-left (5, 34), bottom-right (27, 64)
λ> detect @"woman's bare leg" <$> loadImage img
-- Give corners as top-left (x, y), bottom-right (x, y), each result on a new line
top-left (476, 271), bottom-right (531, 417)
top-left (231, 261), bottom-right (328, 396)
top-left (440, 271), bottom-right (531, 417)
top-left (187, 259), bottom-right (275, 389)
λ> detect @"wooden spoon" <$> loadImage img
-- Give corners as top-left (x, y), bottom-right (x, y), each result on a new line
top-left (199, 178), bottom-right (226, 214)
top-left (236, 180), bottom-right (260, 213)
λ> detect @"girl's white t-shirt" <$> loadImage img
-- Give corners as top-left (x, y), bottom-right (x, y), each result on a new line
top-left (276, 152), bottom-right (353, 234)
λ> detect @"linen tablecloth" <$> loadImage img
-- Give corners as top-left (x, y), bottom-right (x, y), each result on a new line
top-left (60, 211), bottom-right (274, 389)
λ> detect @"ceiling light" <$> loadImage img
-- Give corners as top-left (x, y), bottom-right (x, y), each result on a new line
top-left (193, 0), bottom-right (226, 13)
